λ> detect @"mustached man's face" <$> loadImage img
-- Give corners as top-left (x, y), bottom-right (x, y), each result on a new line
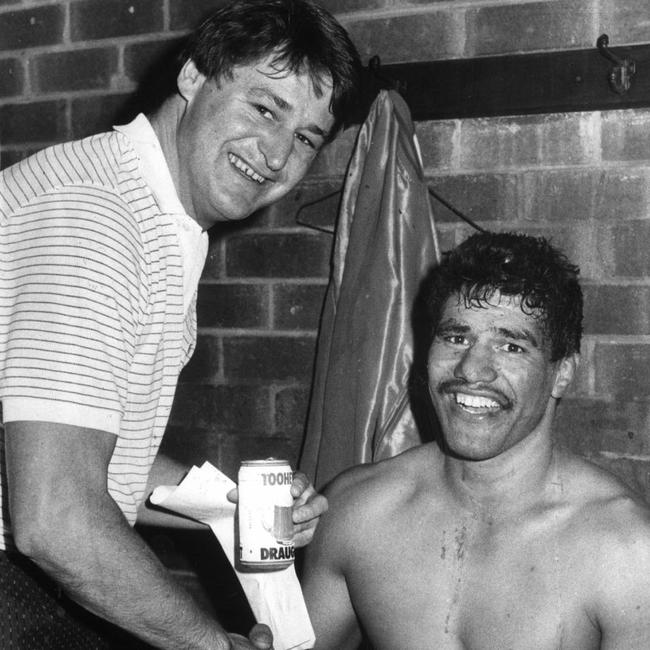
top-left (427, 292), bottom-right (575, 461)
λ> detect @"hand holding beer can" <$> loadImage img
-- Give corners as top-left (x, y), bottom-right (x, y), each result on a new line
top-left (238, 459), bottom-right (295, 571)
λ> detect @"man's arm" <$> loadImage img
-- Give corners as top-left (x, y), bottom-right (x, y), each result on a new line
top-left (136, 452), bottom-right (206, 529)
top-left (301, 479), bottom-right (363, 650)
top-left (5, 421), bottom-right (268, 650)
top-left (591, 498), bottom-right (650, 649)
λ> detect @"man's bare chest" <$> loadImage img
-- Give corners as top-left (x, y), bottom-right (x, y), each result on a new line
top-left (345, 516), bottom-right (600, 649)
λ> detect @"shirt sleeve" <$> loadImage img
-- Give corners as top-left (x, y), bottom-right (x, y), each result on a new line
top-left (1, 185), bottom-right (147, 435)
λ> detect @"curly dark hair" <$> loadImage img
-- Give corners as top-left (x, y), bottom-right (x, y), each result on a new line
top-left (426, 232), bottom-right (583, 361)
top-left (179, 0), bottom-right (361, 141)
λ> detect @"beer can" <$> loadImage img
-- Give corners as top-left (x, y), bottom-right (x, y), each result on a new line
top-left (237, 459), bottom-right (295, 571)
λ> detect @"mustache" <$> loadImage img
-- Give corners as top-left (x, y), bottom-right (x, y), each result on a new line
top-left (434, 379), bottom-right (512, 408)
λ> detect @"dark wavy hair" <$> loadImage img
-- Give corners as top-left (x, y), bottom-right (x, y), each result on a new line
top-left (179, 0), bottom-right (361, 140)
top-left (425, 232), bottom-right (583, 361)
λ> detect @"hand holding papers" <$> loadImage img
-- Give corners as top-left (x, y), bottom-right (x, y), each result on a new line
top-left (149, 461), bottom-right (315, 650)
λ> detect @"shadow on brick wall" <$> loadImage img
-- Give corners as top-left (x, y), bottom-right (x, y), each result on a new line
top-left (116, 39), bottom-right (185, 124)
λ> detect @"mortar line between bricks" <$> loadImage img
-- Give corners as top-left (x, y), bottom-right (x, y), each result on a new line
top-left (198, 328), bottom-right (318, 338)
top-left (337, 0), bottom-right (550, 22)
top-left (425, 162), bottom-right (650, 175)
top-left (199, 278), bottom-right (328, 285)
top-left (587, 336), bottom-right (650, 343)
top-left (600, 452), bottom-right (650, 462)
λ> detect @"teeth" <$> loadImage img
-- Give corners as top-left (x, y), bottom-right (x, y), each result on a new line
top-left (455, 393), bottom-right (499, 409)
top-left (228, 153), bottom-right (265, 184)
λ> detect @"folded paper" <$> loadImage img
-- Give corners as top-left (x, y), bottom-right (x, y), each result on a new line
top-left (150, 461), bottom-right (315, 650)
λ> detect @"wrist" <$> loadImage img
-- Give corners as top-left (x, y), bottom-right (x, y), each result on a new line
top-left (212, 639), bottom-right (232, 650)
top-left (190, 619), bottom-right (232, 650)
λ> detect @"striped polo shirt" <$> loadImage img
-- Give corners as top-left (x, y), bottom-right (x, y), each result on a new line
top-left (0, 115), bottom-right (208, 550)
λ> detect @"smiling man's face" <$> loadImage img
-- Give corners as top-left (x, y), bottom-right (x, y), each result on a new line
top-left (427, 291), bottom-right (570, 461)
top-left (175, 54), bottom-right (335, 229)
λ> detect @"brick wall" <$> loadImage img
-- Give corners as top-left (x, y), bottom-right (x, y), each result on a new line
top-left (2, 0), bottom-right (650, 503)
top-left (328, 0), bottom-right (650, 500)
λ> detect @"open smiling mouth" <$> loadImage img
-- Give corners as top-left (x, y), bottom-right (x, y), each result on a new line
top-left (228, 153), bottom-right (266, 184)
top-left (454, 393), bottom-right (503, 414)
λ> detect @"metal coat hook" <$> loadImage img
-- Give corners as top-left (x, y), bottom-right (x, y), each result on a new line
top-left (597, 34), bottom-right (636, 95)
top-left (367, 55), bottom-right (407, 95)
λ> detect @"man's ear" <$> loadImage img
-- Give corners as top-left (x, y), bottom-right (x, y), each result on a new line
top-left (551, 353), bottom-right (579, 399)
top-left (177, 58), bottom-right (205, 102)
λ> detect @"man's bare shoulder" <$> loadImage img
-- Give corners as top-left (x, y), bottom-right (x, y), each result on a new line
top-left (557, 450), bottom-right (650, 565)
top-left (316, 444), bottom-right (443, 544)
top-left (325, 443), bottom-right (442, 505)
top-left (557, 451), bottom-right (647, 520)
top-left (556, 452), bottom-right (650, 644)
top-left (558, 450), bottom-right (647, 511)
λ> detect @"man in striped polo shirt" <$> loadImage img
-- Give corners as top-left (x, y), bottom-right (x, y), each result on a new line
top-left (0, 1), bottom-right (361, 648)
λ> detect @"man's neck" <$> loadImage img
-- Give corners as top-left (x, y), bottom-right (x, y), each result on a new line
top-left (442, 413), bottom-right (560, 519)
top-left (148, 98), bottom-right (188, 219)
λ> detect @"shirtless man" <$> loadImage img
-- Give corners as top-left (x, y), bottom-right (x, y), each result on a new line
top-left (302, 231), bottom-right (650, 649)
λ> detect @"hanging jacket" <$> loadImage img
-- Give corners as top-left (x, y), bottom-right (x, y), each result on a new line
top-left (300, 89), bottom-right (440, 489)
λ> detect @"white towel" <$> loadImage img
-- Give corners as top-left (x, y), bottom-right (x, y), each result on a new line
top-left (150, 461), bottom-right (315, 650)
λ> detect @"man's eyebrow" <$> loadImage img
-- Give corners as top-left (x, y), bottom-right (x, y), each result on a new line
top-left (436, 318), bottom-right (468, 333)
top-left (495, 326), bottom-right (539, 348)
top-left (304, 122), bottom-right (329, 139)
top-left (263, 88), bottom-right (292, 112)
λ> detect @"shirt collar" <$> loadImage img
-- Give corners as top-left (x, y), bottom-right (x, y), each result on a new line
top-left (114, 113), bottom-right (197, 227)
